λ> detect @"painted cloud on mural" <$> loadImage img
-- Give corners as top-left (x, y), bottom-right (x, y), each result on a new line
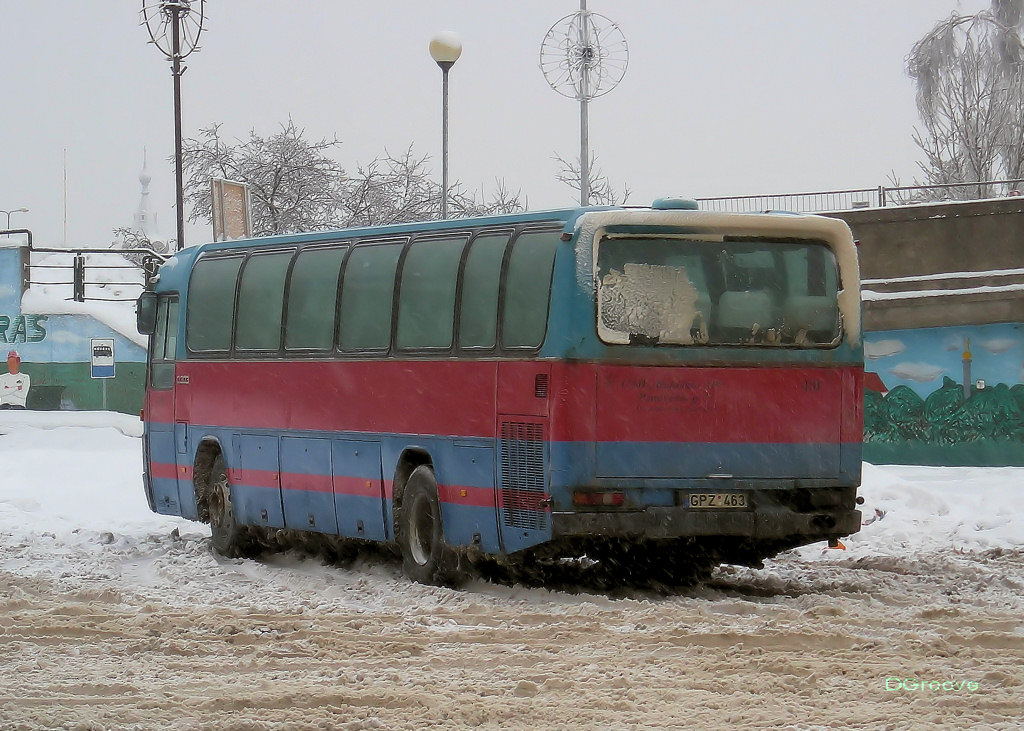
top-left (979, 338), bottom-right (1020, 354)
top-left (943, 333), bottom-right (967, 351)
top-left (864, 339), bottom-right (906, 360)
top-left (887, 362), bottom-right (945, 383)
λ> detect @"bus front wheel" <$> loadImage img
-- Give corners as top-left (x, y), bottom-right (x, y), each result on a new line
top-left (398, 466), bottom-right (467, 587)
top-left (207, 455), bottom-right (255, 558)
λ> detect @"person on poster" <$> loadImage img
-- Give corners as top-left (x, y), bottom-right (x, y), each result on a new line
top-left (0, 350), bottom-right (31, 409)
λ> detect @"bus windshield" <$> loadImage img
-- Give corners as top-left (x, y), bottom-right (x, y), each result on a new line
top-left (596, 235), bottom-right (842, 347)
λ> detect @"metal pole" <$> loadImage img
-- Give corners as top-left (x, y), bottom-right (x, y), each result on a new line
top-left (580, 99), bottom-right (589, 207)
top-left (579, 0), bottom-right (590, 206)
top-left (441, 65), bottom-right (450, 219)
top-left (172, 6), bottom-right (186, 250)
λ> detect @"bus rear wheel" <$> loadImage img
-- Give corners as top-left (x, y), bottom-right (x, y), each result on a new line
top-left (398, 466), bottom-right (468, 587)
top-left (207, 455), bottom-right (255, 558)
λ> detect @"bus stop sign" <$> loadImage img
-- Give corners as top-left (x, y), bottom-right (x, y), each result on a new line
top-left (91, 339), bottom-right (115, 379)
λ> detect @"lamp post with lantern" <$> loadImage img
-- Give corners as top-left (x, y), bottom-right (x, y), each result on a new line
top-left (429, 31), bottom-right (462, 220)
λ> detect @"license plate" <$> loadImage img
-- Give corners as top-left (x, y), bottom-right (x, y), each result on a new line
top-left (688, 492), bottom-right (747, 509)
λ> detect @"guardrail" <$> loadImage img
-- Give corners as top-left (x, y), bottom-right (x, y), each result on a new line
top-left (26, 247), bottom-right (167, 303)
top-left (697, 179), bottom-right (1024, 214)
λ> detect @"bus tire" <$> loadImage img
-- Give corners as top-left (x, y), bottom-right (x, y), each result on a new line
top-left (398, 466), bottom-right (467, 587)
top-left (207, 454), bottom-right (255, 559)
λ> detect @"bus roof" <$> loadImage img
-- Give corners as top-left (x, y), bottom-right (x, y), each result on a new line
top-left (151, 203), bottom-right (848, 296)
top-left (153, 205), bottom-right (606, 292)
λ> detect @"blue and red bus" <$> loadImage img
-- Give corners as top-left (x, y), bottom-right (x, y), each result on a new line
top-left (137, 199), bottom-right (863, 585)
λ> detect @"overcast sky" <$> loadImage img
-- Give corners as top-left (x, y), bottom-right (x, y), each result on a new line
top-left (0, 0), bottom-right (990, 248)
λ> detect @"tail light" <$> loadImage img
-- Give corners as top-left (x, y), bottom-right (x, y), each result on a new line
top-left (573, 491), bottom-right (625, 507)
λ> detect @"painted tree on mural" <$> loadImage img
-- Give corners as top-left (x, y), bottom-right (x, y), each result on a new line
top-left (864, 377), bottom-right (1024, 445)
top-left (907, 0), bottom-right (1024, 198)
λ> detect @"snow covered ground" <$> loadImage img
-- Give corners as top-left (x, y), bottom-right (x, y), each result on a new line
top-left (2, 414), bottom-right (1023, 729)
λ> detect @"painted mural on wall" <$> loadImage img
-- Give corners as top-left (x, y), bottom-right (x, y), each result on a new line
top-left (863, 323), bottom-right (1024, 465)
top-left (0, 244), bottom-right (146, 413)
top-left (0, 350), bottom-right (30, 409)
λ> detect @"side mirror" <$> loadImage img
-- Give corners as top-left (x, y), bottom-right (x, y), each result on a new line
top-left (137, 291), bottom-right (157, 335)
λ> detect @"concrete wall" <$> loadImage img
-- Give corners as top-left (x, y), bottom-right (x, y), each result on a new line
top-left (827, 197), bottom-right (1024, 331)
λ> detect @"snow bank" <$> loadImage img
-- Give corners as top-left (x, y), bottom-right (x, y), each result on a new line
top-left (0, 419), bottom-right (182, 545)
top-left (792, 462), bottom-right (1024, 562)
top-left (0, 410), bottom-right (142, 436)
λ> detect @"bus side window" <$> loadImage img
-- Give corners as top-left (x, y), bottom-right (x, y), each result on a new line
top-left (285, 246), bottom-right (347, 351)
top-left (396, 236), bottom-right (466, 349)
top-left (338, 243), bottom-right (403, 351)
top-left (502, 231), bottom-right (559, 349)
top-left (187, 257), bottom-right (243, 352)
top-left (164, 299), bottom-right (178, 358)
top-left (458, 233), bottom-right (509, 350)
top-left (236, 251), bottom-right (291, 351)
top-left (152, 298), bottom-right (168, 361)
top-left (150, 297), bottom-right (178, 389)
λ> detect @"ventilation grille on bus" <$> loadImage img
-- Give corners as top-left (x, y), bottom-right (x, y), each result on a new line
top-left (499, 421), bottom-right (548, 531)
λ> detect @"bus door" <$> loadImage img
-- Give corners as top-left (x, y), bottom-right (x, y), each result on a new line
top-left (496, 362), bottom-right (553, 553)
top-left (145, 295), bottom-right (191, 516)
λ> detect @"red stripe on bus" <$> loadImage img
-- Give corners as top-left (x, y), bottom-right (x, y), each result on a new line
top-left (155, 359), bottom-right (860, 445)
top-left (438, 483), bottom-right (497, 509)
top-left (333, 475), bottom-right (384, 499)
top-left (150, 461), bottom-right (179, 480)
top-left (239, 468), bottom-right (279, 489)
top-left (551, 362), bottom-right (855, 444)
top-left (281, 473), bottom-right (334, 494)
top-left (173, 360), bottom-right (498, 437)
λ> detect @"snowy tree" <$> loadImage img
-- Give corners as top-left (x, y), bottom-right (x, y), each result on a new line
top-left (111, 227), bottom-right (171, 266)
top-left (181, 120), bottom-right (349, 236)
top-left (554, 151), bottom-right (631, 206)
top-left (182, 125), bottom-right (524, 235)
top-left (907, 1), bottom-right (1024, 198)
top-left (339, 147), bottom-right (525, 226)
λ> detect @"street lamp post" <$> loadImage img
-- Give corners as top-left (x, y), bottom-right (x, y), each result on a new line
top-left (1, 207), bottom-right (28, 233)
top-left (141, 1), bottom-right (206, 251)
top-left (429, 31), bottom-right (462, 220)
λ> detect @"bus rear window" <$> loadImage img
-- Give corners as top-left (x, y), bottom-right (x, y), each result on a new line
top-left (596, 236), bottom-right (841, 347)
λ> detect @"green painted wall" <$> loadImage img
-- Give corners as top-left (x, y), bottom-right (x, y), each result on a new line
top-left (20, 362), bottom-right (144, 414)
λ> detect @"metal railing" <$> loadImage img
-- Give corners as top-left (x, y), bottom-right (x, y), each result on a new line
top-left (26, 247), bottom-right (166, 303)
top-left (697, 179), bottom-right (1024, 214)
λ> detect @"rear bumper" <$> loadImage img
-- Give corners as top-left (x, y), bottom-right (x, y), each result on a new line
top-left (552, 506), bottom-right (861, 541)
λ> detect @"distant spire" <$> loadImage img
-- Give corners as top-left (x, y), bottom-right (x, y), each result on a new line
top-left (133, 149), bottom-right (158, 239)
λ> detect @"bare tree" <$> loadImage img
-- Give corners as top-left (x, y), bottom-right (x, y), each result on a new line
top-left (554, 151), bottom-right (631, 206)
top-left (341, 147), bottom-right (442, 227)
top-left (340, 147), bottom-right (526, 226)
top-left (907, 2), bottom-right (1024, 198)
top-left (183, 127), bottom-right (525, 235)
top-left (111, 226), bottom-right (172, 266)
top-left (181, 120), bottom-right (349, 237)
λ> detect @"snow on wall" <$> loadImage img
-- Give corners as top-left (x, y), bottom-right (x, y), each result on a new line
top-left (17, 251), bottom-right (147, 350)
